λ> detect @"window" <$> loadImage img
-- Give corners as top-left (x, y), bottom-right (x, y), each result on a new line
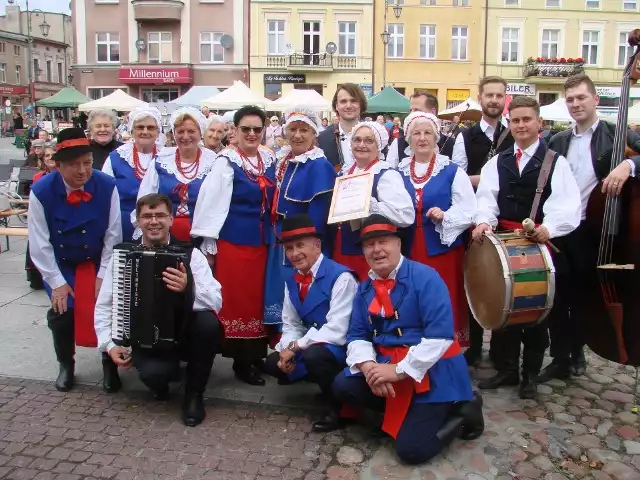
top-left (501, 28), bottom-right (519, 63)
top-left (420, 25), bottom-right (436, 59)
top-left (33, 58), bottom-right (40, 80)
top-left (387, 24), bottom-right (404, 58)
top-left (338, 22), bottom-right (356, 56)
top-left (453, 0), bottom-right (468, 5)
top-left (57, 63), bottom-right (63, 83)
top-left (0, 43), bottom-right (5, 53)
top-left (96, 32), bottom-right (119, 63)
top-left (88, 87), bottom-right (119, 100)
top-left (148, 32), bottom-right (172, 63)
top-left (541, 29), bottom-right (559, 58)
top-left (619, 32), bottom-right (634, 67)
top-left (582, 30), bottom-right (599, 65)
top-left (46, 60), bottom-right (52, 82)
top-left (586, 0), bottom-right (600, 7)
top-left (265, 83), bottom-right (282, 100)
top-left (267, 20), bottom-right (285, 55)
top-left (15, 65), bottom-right (20, 84)
top-left (505, 0), bottom-right (519, 4)
top-left (451, 26), bottom-right (468, 60)
top-left (0, 64), bottom-right (6, 83)
top-left (200, 32), bottom-right (224, 63)
top-left (141, 87), bottom-right (179, 103)
top-left (420, 0), bottom-right (436, 4)
top-left (623, 1), bottom-right (638, 10)
top-left (13, 45), bottom-right (20, 55)
top-left (546, 0), bottom-right (560, 6)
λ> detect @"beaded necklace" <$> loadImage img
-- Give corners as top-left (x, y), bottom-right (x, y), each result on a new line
top-left (347, 158), bottom-right (379, 175)
top-left (175, 148), bottom-right (201, 181)
top-left (132, 145), bottom-right (156, 180)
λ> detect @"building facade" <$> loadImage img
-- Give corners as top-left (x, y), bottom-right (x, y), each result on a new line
top-left (249, 0), bottom-right (374, 101)
top-left (71, 0), bottom-right (248, 102)
top-left (483, 0), bottom-right (640, 110)
top-left (372, 0), bottom-right (484, 110)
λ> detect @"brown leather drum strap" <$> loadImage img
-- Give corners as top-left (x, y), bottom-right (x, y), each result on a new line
top-left (529, 149), bottom-right (557, 221)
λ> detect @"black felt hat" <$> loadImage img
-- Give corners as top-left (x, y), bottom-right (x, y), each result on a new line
top-left (52, 127), bottom-right (92, 162)
top-left (277, 214), bottom-right (322, 244)
top-left (357, 214), bottom-right (400, 245)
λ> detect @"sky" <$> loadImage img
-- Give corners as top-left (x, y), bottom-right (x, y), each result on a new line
top-left (0, 0), bottom-right (71, 15)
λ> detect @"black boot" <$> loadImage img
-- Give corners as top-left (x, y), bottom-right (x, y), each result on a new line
top-left (464, 347), bottom-right (482, 368)
top-left (233, 361), bottom-right (265, 386)
top-left (312, 410), bottom-right (346, 433)
top-left (537, 359), bottom-right (571, 383)
top-left (55, 362), bottom-right (74, 392)
top-left (182, 393), bottom-right (206, 427)
top-left (477, 370), bottom-right (519, 389)
top-left (48, 310), bottom-right (75, 392)
top-left (101, 352), bottom-right (122, 393)
top-left (519, 373), bottom-right (538, 399)
top-left (436, 415), bottom-right (464, 449)
top-left (454, 391), bottom-right (484, 440)
top-left (570, 346), bottom-right (586, 376)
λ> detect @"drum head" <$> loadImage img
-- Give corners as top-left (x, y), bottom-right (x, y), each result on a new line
top-left (465, 236), bottom-right (507, 329)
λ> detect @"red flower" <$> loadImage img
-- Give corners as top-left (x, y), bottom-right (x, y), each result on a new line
top-left (567, 57), bottom-right (574, 62)
top-left (552, 57), bottom-right (559, 63)
top-left (576, 57), bottom-right (584, 62)
top-left (559, 58), bottom-right (567, 63)
top-left (536, 57), bottom-right (543, 62)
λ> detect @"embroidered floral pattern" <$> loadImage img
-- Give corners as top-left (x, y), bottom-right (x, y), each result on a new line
top-left (219, 316), bottom-right (266, 338)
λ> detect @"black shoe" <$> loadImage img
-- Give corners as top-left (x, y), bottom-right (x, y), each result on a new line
top-left (55, 362), bottom-right (74, 392)
top-left (29, 279), bottom-right (44, 290)
top-left (102, 356), bottom-right (122, 393)
top-left (519, 374), bottom-right (538, 399)
top-left (436, 415), bottom-right (464, 448)
top-left (464, 348), bottom-right (481, 367)
top-left (234, 366), bottom-right (266, 386)
top-left (570, 348), bottom-right (587, 376)
top-left (477, 371), bottom-right (519, 390)
top-left (182, 393), bottom-right (206, 427)
top-left (151, 386), bottom-right (170, 401)
top-left (455, 391), bottom-right (484, 440)
top-left (252, 359), bottom-right (267, 373)
top-left (537, 360), bottom-right (571, 383)
top-left (312, 411), bottom-right (346, 433)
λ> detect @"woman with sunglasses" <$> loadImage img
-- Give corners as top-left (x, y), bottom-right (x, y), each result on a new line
top-left (135, 107), bottom-right (219, 242)
top-left (264, 106), bottom-right (336, 328)
top-left (332, 121), bottom-right (415, 281)
top-left (192, 105), bottom-right (276, 386)
top-left (103, 106), bottom-right (164, 242)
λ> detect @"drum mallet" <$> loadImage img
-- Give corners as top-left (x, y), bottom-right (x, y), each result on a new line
top-left (522, 218), bottom-right (560, 253)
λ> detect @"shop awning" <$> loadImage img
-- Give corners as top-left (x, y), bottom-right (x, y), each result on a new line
top-left (169, 86), bottom-right (221, 107)
top-left (438, 97), bottom-right (482, 121)
top-left (201, 81), bottom-right (272, 109)
top-left (270, 88), bottom-right (332, 112)
top-left (366, 87), bottom-right (410, 114)
top-left (78, 89), bottom-right (148, 112)
top-left (35, 87), bottom-right (91, 108)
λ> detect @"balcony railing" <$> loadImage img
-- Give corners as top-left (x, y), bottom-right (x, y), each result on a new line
top-left (523, 57), bottom-right (585, 78)
top-left (255, 54), bottom-right (371, 71)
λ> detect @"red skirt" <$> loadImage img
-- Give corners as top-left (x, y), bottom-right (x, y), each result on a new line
top-left (171, 216), bottom-right (191, 242)
top-left (332, 228), bottom-right (371, 283)
top-left (216, 239), bottom-right (267, 339)
top-left (410, 228), bottom-right (469, 347)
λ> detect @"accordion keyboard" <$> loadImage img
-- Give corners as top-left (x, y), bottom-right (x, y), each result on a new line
top-left (111, 247), bottom-right (132, 344)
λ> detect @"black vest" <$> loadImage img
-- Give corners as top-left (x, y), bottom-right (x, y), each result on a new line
top-left (462, 122), bottom-right (514, 176)
top-left (497, 143), bottom-right (559, 225)
top-left (396, 136), bottom-right (410, 163)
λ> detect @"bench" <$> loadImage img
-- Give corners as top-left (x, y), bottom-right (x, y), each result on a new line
top-left (0, 211), bottom-right (28, 252)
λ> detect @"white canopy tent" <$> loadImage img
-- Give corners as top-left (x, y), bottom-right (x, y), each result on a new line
top-left (438, 97), bottom-right (483, 121)
top-left (201, 81), bottom-right (272, 109)
top-left (269, 88), bottom-right (332, 112)
top-left (169, 86), bottom-right (221, 107)
top-left (539, 98), bottom-right (573, 122)
top-left (600, 102), bottom-right (640, 124)
top-left (78, 89), bottom-right (147, 112)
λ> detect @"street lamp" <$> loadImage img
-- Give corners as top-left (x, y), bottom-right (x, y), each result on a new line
top-left (393, 3), bottom-right (403, 19)
top-left (67, 71), bottom-right (74, 86)
top-left (382, 1), bottom-right (403, 89)
top-left (380, 31), bottom-right (390, 45)
top-left (25, 1), bottom-right (50, 107)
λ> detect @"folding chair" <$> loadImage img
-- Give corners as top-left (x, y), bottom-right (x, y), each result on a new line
top-left (0, 164), bottom-right (12, 190)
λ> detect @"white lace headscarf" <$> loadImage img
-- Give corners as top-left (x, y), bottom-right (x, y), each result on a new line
top-left (351, 121), bottom-right (389, 159)
top-left (403, 112), bottom-right (441, 142)
top-left (128, 106), bottom-right (165, 146)
top-left (283, 106), bottom-right (320, 136)
top-left (221, 110), bottom-right (237, 125)
top-left (170, 106), bottom-right (207, 136)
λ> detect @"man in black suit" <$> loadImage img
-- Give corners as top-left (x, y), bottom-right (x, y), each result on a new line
top-left (317, 84), bottom-right (367, 171)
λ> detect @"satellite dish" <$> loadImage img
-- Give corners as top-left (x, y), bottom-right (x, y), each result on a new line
top-left (135, 39), bottom-right (146, 51)
top-left (326, 42), bottom-right (337, 55)
top-left (220, 34), bottom-right (234, 50)
top-left (285, 43), bottom-right (294, 55)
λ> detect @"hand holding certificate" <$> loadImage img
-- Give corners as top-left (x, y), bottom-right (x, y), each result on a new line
top-left (327, 171), bottom-right (375, 224)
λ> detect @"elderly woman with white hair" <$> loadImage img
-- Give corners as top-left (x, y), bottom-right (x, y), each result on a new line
top-left (221, 110), bottom-right (238, 148)
top-left (398, 112), bottom-right (476, 348)
top-left (263, 106), bottom-right (337, 327)
top-left (88, 108), bottom-right (123, 170)
top-left (103, 106), bottom-right (164, 242)
top-left (332, 121), bottom-right (415, 281)
top-left (135, 107), bottom-right (219, 242)
top-left (203, 114), bottom-right (227, 153)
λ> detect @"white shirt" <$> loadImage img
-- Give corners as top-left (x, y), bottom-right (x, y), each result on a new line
top-left (339, 123), bottom-right (354, 170)
top-left (475, 140), bottom-right (582, 239)
top-left (386, 138), bottom-right (401, 168)
top-left (275, 254), bottom-right (358, 352)
top-left (398, 154), bottom-right (477, 246)
top-left (344, 162), bottom-right (415, 227)
top-left (94, 242), bottom-right (222, 353)
top-left (102, 143), bottom-right (155, 178)
top-left (28, 181), bottom-right (122, 289)
top-left (345, 256), bottom-right (455, 383)
top-left (452, 117), bottom-right (509, 172)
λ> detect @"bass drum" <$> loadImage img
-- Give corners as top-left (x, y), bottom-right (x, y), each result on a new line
top-left (465, 231), bottom-right (555, 330)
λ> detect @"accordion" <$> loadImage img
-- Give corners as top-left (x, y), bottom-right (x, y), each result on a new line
top-left (111, 242), bottom-right (189, 349)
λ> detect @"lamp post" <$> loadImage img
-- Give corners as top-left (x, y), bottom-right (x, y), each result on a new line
top-left (381, 1), bottom-right (402, 90)
top-left (67, 71), bottom-right (73, 87)
top-left (25, 0), bottom-right (50, 107)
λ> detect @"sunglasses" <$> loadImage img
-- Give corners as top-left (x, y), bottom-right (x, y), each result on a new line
top-left (238, 126), bottom-right (264, 135)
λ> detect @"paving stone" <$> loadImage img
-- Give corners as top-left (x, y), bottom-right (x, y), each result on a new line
top-left (591, 472), bottom-right (614, 480)
top-left (514, 462), bottom-right (542, 479)
top-left (583, 416), bottom-right (599, 428)
top-left (602, 461), bottom-right (640, 480)
top-left (623, 440), bottom-right (640, 455)
top-left (601, 391), bottom-right (634, 404)
top-left (606, 436), bottom-right (622, 451)
top-left (618, 426), bottom-right (640, 439)
top-left (531, 455), bottom-right (554, 471)
top-left (589, 373), bottom-right (614, 384)
top-left (570, 434), bottom-right (602, 449)
top-left (587, 449), bottom-right (622, 463)
top-left (617, 412), bottom-right (639, 425)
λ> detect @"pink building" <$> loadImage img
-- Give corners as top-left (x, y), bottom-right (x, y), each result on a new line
top-left (71, 0), bottom-right (248, 102)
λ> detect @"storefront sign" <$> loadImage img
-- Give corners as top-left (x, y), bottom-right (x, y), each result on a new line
top-left (596, 86), bottom-right (640, 98)
top-left (58, 122), bottom-right (73, 131)
top-left (507, 83), bottom-right (536, 96)
top-left (447, 89), bottom-right (469, 101)
top-left (119, 67), bottom-right (192, 84)
top-left (360, 83), bottom-right (373, 98)
top-left (0, 85), bottom-right (27, 95)
top-left (264, 74), bottom-right (306, 84)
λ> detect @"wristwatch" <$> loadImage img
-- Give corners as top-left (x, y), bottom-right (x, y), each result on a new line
top-left (395, 364), bottom-right (407, 379)
top-left (286, 341), bottom-right (298, 352)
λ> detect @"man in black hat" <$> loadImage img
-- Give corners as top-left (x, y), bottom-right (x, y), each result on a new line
top-left (28, 127), bottom-right (123, 393)
top-left (265, 214), bottom-right (358, 432)
top-left (332, 214), bottom-right (483, 465)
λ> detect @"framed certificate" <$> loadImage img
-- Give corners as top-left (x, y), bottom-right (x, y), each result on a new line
top-left (327, 171), bottom-right (374, 224)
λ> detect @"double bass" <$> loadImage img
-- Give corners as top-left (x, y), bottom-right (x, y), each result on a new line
top-left (581, 30), bottom-right (640, 366)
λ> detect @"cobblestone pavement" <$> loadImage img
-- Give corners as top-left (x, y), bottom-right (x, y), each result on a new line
top-left (0, 350), bottom-right (639, 480)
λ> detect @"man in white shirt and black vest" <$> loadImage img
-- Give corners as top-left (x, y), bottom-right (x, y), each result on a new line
top-left (472, 95), bottom-right (582, 399)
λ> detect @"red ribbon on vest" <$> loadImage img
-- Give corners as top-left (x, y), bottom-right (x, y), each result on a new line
top-left (368, 279), bottom-right (395, 316)
top-left (377, 340), bottom-right (461, 439)
top-left (73, 261), bottom-right (98, 347)
top-left (294, 272), bottom-right (313, 301)
top-left (66, 190), bottom-right (92, 206)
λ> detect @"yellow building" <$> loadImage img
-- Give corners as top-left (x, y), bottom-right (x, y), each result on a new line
top-left (372, 0), bottom-right (484, 110)
top-left (249, 0), bottom-right (374, 102)
top-left (483, 0), bottom-right (640, 110)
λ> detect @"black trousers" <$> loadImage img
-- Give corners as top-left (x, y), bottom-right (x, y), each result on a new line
top-left (265, 344), bottom-right (344, 409)
top-left (132, 311), bottom-right (221, 394)
top-left (47, 308), bottom-right (75, 364)
top-left (333, 372), bottom-right (453, 465)
top-left (492, 321), bottom-right (549, 375)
